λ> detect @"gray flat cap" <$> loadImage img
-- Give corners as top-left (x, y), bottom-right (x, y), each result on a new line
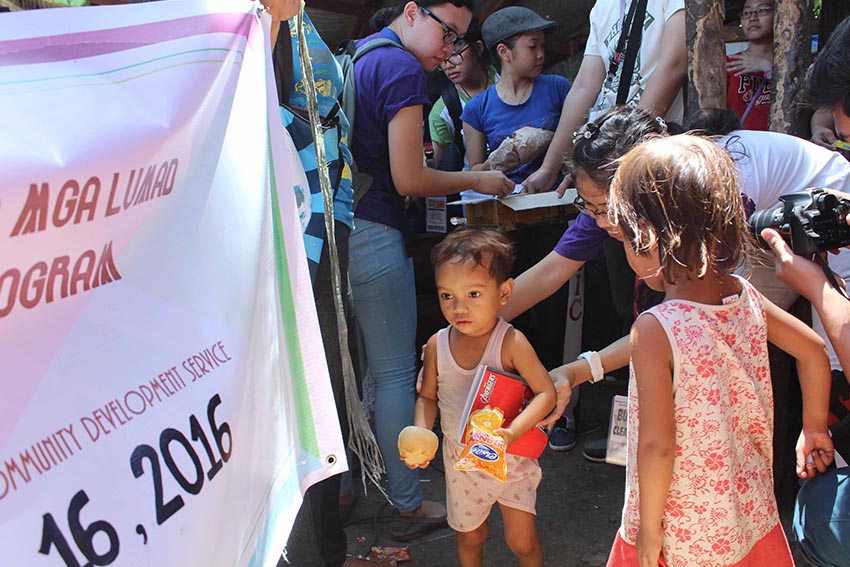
top-left (482, 6), bottom-right (557, 50)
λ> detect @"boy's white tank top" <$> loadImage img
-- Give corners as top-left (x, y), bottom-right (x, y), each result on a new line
top-left (436, 317), bottom-right (511, 447)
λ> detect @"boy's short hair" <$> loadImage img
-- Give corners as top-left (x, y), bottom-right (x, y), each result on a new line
top-left (431, 228), bottom-right (515, 283)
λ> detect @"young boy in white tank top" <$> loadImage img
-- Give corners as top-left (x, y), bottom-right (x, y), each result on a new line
top-left (410, 228), bottom-right (556, 566)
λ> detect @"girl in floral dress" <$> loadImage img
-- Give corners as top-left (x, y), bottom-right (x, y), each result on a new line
top-left (605, 135), bottom-right (835, 567)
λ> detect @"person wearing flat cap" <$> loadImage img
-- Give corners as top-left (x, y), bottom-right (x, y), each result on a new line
top-left (461, 6), bottom-right (571, 188)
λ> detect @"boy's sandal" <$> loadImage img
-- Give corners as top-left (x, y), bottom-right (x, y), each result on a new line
top-left (341, 555), bottom-right (397, 567)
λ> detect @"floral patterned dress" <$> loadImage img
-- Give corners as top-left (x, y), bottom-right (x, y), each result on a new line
top-left (610, 277), bottom-right (792, 567)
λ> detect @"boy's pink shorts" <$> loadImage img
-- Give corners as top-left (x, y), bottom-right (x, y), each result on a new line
top-left (442, 439), bottom-right (541, 532)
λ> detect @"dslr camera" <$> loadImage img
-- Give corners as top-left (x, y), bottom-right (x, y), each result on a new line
top-left (749, 188), bottom-right (850, 256)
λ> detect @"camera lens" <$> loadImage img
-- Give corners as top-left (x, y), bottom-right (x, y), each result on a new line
top-left (748, 206), bottom-right (786, 249)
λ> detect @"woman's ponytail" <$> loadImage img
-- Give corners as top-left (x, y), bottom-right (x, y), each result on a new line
top-left (369, 5), bottom-right (405, 33)
top-left (369, 0), bottom-right (476, 33)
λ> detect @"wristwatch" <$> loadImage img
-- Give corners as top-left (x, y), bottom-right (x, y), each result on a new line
top-left (578, 351), bottom-right (604, 384)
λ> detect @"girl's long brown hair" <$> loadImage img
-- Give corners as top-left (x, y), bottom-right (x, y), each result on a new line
top-left (610, 135), bottom-right (752, 284)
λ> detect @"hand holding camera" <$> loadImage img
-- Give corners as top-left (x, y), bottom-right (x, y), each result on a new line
top-left (751, 188), bottom-right (850, 301)
top-left (760, 229), bottom-right (841, 299)
top-left (749, 188), bottom-right (850, 256)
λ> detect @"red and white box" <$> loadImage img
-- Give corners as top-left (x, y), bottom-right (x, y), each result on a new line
top-left (458, 365), bottom-right (549, 459)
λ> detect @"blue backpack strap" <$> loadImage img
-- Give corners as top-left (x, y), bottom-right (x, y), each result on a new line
top-left (336, 36), bottom-right (405, 210)
top-left (351, 37), bottom-right (404, 62)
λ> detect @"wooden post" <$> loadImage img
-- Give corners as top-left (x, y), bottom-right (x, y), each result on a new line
top-left (769, 0), bottom-right (813, 135)
top-left (685, 0), bottom-right (726, 120)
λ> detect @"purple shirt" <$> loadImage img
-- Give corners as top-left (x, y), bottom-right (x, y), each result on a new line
top-left (352, 29), bottom-right (430, 231)
top-left (553, 212), bottom-right (608, 261)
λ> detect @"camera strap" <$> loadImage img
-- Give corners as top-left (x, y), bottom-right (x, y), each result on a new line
top-left (816, 253), bottom-right (850, 301)
top-left (601, 0), bottom-right (649, 105)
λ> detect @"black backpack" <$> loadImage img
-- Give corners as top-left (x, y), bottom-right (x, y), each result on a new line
top-left (435, 84), bottom-right (466, 172)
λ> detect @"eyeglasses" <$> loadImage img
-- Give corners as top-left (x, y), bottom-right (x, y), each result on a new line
top-left (572, 195), bottom-right (609, 217)
top-left (420, 6), bottom-right (461, 45)
top-left (439, 40), bottom-right (470, 69)
top-left (740, 5), bottom-right (773, 20)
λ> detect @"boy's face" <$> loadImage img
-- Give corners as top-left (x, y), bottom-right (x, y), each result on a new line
top-left (435, 259), bottom-right (513, 338)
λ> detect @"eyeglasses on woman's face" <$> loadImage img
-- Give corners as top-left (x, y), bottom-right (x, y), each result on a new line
top-left (740, 5), bottom-right (773, 20)
top-left (420, 6), bottom-right (461, 45)
top-left (438, 40), bottom-right (470, 69)
top-left (572, 195), bottom-right (609, 217)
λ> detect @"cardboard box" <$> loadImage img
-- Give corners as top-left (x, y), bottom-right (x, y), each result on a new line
top-left (453, 189), bottom-right (578, 230)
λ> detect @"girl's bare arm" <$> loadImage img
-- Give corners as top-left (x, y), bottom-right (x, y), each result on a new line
top-left (631, 314), bottom-right (675, 567)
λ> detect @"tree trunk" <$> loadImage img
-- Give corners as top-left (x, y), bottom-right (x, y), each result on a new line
top-left (685, 0), bottom-right (727, 120)
top-left (769, 0), bottom-right (813, 135)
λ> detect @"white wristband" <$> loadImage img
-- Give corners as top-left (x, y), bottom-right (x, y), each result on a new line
top-left (578, 351), bottom-right (604, 384)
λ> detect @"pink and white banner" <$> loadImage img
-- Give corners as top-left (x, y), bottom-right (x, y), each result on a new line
top-left (0, 1), bottom-right (346, 565)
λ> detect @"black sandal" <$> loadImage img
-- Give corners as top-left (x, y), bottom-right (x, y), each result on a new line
top-left (389, 513), bottom-right (448, 542)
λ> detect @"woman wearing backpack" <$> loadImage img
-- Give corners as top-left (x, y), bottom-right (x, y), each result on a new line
top-left (348, 0), bottom-right (513, 542)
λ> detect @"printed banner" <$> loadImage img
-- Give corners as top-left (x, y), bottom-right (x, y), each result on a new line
top-left (0, 1), bottom-right (346, 565)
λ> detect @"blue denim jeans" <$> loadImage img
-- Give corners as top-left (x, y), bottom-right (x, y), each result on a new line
top-left (349, 219), bottom-right (421, 513)
top-left (793, 466), bottom-right (850, 566)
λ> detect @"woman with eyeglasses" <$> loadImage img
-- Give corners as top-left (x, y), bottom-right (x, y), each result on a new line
top-left (726, 0), bottom-right (774, 130)
top-left (428, 19), bottom-right (497, 171)
top-left (462, 7), bottom-right (570, 187)
top-left (498, 108), bottom-right (667, 455)
top-left (347, 0), bottom-right (514, 543)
